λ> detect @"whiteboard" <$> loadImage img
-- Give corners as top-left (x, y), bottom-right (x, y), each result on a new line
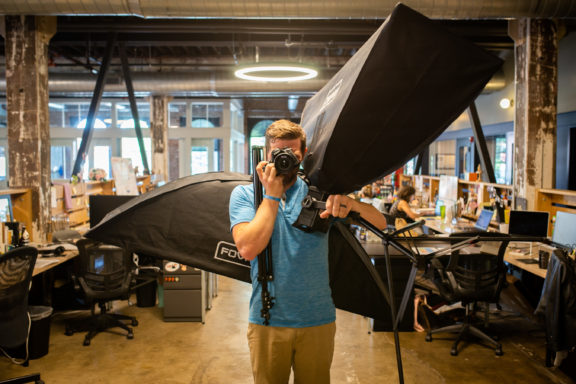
top-left (111, 157), bottom-right (139, 196)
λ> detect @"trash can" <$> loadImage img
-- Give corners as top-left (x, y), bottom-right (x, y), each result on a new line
top-left (28, 306), bottom-right (53, 359)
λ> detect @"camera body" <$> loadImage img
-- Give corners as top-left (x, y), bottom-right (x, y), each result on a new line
top-left (268, 147), bottom-right (300, 174)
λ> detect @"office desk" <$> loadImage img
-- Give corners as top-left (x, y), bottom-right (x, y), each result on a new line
top-left (504, 250), bottom-right (547, 279)
top-left (424, 217), bottom-right (548, 278)
top-left (31, 251), bottom-right (79, 306)
top-left (33, 251), bottom-right (79, 277)
top-left (423, 217), bottom-right (500, 234)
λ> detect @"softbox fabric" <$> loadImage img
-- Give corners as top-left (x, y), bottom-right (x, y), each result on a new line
top-left (301, 3), bottom-right (503, 194)
top-left (329, 222), bottom-right (394, 321)
top-left (86, 172), bottom-right (253, 283)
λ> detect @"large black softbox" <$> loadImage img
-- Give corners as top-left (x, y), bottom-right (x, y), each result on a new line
top-left (87, 172), bottom-right (253, 283)
top-left (301, 3), bottom-right (503, 194)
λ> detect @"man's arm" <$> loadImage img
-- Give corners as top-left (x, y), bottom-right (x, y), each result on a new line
top-left (231, 161), bottom-right (284, 261)
top-left (320, 194), bottom-right (387, 230)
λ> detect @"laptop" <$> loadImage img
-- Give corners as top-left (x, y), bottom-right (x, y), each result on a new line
top-left (453, 209), bottom-right (493, 233)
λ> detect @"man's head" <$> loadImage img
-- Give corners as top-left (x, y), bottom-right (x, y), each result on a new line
top-left (265, 119), bottom-right (306, 156)
top-left (265, 120), bottom-right (307, 187)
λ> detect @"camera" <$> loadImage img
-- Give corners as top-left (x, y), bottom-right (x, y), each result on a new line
top-left (268, 148), bottom-right (300, 174)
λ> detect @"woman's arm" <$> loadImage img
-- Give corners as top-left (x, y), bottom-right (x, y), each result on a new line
top-left (399, 199), bottom-right (420, 220)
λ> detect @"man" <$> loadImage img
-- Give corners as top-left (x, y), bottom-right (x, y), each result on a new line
top-left (229, 119), bottom-right (387, 384)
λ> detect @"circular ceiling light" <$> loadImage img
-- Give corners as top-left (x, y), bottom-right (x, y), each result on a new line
top-left (234, 64), bottom-right (318, 82)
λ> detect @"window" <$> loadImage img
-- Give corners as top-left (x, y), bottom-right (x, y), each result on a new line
top-left (49, 103), bottom-right (65, 127)
top-left (58, 103), bottom-right (112, 129)
top-left (169, 103), bottom-right (187, 128)
top-left (51, 140), bottom-right (76, 180)
top-left (121, 138), bottom-right (151, 175)
top-left (191, 103), bottom-right (222, 128)
top-left (117, 102), bottom-right (150, 129)
top-left (0, 104), bottom-right (8, 128)
top-left (93, 145), bottom-right (111, 180)
top-left (0, 145), bottom-right (6, 180)
top-left (250, 119), bottom-right (273, 148)
top-left (494, 136), bottom-right (507, 185)
top-left (190, 138), bottom-right (222, 174)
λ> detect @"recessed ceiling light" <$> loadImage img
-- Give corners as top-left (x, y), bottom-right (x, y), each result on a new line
top-left (234, 64), bottom-right (318, 82)
top-left (499, 98), bottom-right (513, 109)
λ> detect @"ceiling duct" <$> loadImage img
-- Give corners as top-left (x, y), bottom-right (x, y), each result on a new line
top-left (0, 0), bottom-right (575, 18)
top-left (0, 70), bottom-right (506, 97)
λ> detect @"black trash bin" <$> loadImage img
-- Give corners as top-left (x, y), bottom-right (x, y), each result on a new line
top-left (28, 306), bottom-right (53, 359)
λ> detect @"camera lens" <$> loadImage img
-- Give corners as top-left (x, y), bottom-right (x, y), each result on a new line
top-left (277, 155), bottom-right (290, 171)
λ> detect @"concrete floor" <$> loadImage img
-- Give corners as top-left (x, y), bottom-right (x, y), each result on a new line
top-left (1, 276), bottom-right (574, 384)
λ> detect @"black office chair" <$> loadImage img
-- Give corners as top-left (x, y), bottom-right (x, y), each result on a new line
top-left (65, 239), bottom-right (138, 346)
top-left (0, 247), bottom-right (38, 368)
top-left (425, 232), bottom-right (509, 356)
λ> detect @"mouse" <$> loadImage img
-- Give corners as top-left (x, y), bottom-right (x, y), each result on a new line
top-left (54, 246), bottom-right (65, 256)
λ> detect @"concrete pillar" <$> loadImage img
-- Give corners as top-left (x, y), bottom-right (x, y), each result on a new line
top-left (510, 19), bottom-right (558, 210)
top-left (150, 95), bottom-right (171, 182)
top-left (4, 16), bottom-right (56, 242)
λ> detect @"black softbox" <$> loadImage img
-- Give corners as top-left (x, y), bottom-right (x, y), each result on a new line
top-left (301, 3), bottom-right (503, 194)
top-left (87, 172), bottom-right (253, 283)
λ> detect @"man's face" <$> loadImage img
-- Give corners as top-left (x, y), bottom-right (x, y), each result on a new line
top-left (268, 138), bottom-right (305, 186)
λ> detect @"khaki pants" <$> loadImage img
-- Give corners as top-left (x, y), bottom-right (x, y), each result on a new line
top-left (247, 322), bottom-right (336, 384)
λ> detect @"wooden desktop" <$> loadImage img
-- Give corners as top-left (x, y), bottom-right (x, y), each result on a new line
top-left (33, 250), bottom-right (79, 277)
top-left (422, 216), bottom-right (548, 279)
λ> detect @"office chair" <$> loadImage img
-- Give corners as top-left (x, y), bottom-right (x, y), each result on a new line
top-left (65, 239), bottom-right (138, 346)
top-left (0, 247), bottom-right (38, 367)
top-left (425, 232), bottom-right (509, 356)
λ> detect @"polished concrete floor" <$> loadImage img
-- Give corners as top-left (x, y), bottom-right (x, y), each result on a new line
top-left (1, 276), bottom-right (574, 384)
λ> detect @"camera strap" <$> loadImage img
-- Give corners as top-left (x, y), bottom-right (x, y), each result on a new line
top-left (252, 146), bottom-right (275, 325)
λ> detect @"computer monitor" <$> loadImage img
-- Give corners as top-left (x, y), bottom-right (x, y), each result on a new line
top-left (553, 211), bottom-right (576, 251)
top-left (0, 194), bottom-right (13, 223)
top-left (508, 210), bottom-right (549, 237)
top-left (89, 195), bottom-right (135, 228)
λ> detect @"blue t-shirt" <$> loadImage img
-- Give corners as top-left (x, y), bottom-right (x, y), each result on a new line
top-left (229, 177), bottom-right (336, 327)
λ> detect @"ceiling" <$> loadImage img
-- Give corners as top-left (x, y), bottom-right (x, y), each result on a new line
top-left (0, 1), bottom-right (575, 117)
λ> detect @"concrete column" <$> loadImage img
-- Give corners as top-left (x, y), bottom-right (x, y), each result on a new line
top-left (510, 19), bottom-right (558, 210)
top-left (150, 95), bottom-right (171, 182)
top-left (4, 16), bottom-right (56, 242)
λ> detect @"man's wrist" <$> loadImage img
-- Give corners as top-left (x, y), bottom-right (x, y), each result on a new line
top-left (264, 194), bottom-right (281, 202)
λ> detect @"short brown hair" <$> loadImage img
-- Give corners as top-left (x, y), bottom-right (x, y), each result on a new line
top-left (265, 119), bottom-right (306, 153)
top-left (397, 186), bottom-right (416, 202)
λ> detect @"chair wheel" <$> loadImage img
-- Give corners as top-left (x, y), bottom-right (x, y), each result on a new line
top-left (425, 334), bottom-right (432, 342)
top-left (83, 338), bottom-right (91, 346)
top-left (495, 347), bottom-right (503, 356)
top-left (35, 380), bottom-right (44, 384)
top-left (450, 348), bottom-right (458, 356)
top-left (65, 326), bottom-right (74, 336)
top-left (131, 319), bottom-right (139, 326)
top-left (127, 331), bottom-right (134, 339)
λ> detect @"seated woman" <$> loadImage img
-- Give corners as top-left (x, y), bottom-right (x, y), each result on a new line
top-left (389, 186), bottom-right (421, 225)
top-left (390, 186), bottom-right (429, 331)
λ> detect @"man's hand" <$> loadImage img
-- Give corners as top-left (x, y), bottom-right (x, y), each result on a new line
top-left (256, 161), bottom-right (284, 198)
top-left (319, 194), bottom-right (388, 230)
top-left (320, 195), bottom-right (353, 219)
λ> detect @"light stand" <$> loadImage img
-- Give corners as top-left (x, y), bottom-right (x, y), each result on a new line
top-left (251, 147), bottom-right (275, 325)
